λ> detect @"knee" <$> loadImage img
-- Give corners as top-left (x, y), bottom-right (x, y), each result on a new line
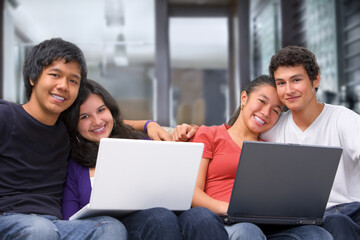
top-left (91, 216), bottom-right (127, 238)
top-left (143, 207), bottom-right (178, 225)
top-left (226, 222), bottom-right (266, 240)
top-left (322, 213), bottom-right (355, 239)
top-left (124, 208), bottom-right (181, 239)
top-left (324, 213), bottom-right (352, 227)
top-left (304, 226), bottom-right (333, 240)
top-left (181, 207), bottom-right (222, 226)
top-left (268, 225), bottom-right (333, 240)
top-left (18, 216), bottom-right (59, 240)
top-left (131, 207), bottom-right (180, 233)
top-left (179, 208), bottom-right (228, 240)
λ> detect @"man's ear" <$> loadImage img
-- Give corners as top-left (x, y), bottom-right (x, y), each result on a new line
top-left (29, 79), bottom-right (35, 86)
top-left (313, 74), bottom-right (320, 89)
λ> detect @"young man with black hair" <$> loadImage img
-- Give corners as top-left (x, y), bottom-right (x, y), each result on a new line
top-left (0, 38), bottom-right (127, 239)
top-left (261, 45), bottom-right (360, 240)
top-left (176, 46), bottom-right (360, 239)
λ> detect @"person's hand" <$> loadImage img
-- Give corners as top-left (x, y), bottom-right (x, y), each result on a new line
top-left (172, 123), bottom-right (199, 142)
top-left (146, 121), bottom-right (172, 141)
top-left (218, 201), bottom-right (229, 216)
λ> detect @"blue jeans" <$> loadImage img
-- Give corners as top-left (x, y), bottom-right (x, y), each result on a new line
top-left (121, 207), bottom-right (228, 240)
top-left (122, 207), bottom-right (228, 240)
top-left (266, 225), bottom-right (333, 240)
top-left (122, 207), bottom-right (182, 240)
top-left (0, 213), bottom-right (126, 240)
top-left (322, 201), bottom-right (360, 240)
top-left (225, 222), bottom-right (266, 240)
top-left (178, 207), bottom-right (228, 240)
top-left (224, 223), bottom-right (332, 240)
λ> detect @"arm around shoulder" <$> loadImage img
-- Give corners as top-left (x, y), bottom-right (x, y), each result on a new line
top-left (123, 120), bottom-right (172, 141)
top-left (172, 123), bottom-right (199, 142)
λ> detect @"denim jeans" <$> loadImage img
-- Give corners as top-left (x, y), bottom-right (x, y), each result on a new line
top-left (0, 213), bottom-right (127, 240)
top-left (224, 223), bottom-right (332, 240)
top-left (266, 225), bottom-right (333, 240)
top-left (225, 222), bottom-right (266, 240)
top-left (122, 207), bottom-right (182, 240)
top-left (178, 207), bottom-right (228, 240)
top-left (122, 207), bottom-right (228, 240)
top-left (322, 201), bottom-right (360, 240)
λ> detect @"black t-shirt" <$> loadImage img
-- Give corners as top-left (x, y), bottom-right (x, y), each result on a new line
top-left (0, 99), bottom-right (69, 219)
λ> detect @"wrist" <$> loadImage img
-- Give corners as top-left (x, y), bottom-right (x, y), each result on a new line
top-left (144, 120), bottom-right (155, 133)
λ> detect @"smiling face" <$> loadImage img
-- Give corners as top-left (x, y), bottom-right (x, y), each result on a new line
top-left (24, 59), bottom-right (81, 125)
top-left (77, 93), bottom-right (114, 144)
top-left (274, 65), bottom-right (320, 112)
top-left (240, 85), bottom-right (283, 134)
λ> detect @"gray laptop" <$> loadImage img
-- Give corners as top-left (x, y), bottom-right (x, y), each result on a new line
top-left (223, 141), bottom-right (342, 225)
top-left (70, 138), bottom-right (204, 220)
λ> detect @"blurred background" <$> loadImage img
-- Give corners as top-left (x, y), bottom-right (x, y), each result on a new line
top-left (1, 0), bottom-right (359, 127)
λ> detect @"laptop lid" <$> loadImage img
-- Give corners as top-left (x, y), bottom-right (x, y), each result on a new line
top-left (225, 141), bottom-right (342, 225)
top-left (70, 138), bottom-right (203, 220)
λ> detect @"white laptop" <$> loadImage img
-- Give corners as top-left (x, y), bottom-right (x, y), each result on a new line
top-left (70, 138), bottom-right (204, 220)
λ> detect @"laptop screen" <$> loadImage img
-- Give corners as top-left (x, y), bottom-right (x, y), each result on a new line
top-left (227, 141), bottom-right (342, 225)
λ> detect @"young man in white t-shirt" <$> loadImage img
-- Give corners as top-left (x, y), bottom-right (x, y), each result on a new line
top-left (260, 46), bottom-right (360, 240)
top-left (173, 46), bottom-right (360, 240)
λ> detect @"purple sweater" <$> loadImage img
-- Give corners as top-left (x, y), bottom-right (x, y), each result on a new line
top-left (62, 158), bottom-right (91, 220)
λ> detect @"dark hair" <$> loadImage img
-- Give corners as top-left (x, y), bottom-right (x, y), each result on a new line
top-left (61, 79), bottom-right (146, 167)
top-left (268, 46), bottom-right (320, 82)
top-left (23, 38), bottom-right (87, 100)
top-left (227, 75), bottom-right (276, 126)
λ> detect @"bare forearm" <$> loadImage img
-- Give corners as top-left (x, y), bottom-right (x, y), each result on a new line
top-left (123, 120), bottom-right (171, 141)
top-left (192, 188), bottom-right (229, 216)
top-left (123, 120), bottom-right (147, 132)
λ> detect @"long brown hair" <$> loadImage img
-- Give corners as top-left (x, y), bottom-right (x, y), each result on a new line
top-left (61, 79), bottom-right (145, 168)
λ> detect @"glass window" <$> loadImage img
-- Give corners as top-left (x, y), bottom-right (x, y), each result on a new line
top-left (4, 0), bottom-right (155, 120)
top-left (250, 1), bottom-right (281, 78)
top-left (304, 0), bottom-right (338, 93)
top-left (169, 17), bottom-right (229, 126)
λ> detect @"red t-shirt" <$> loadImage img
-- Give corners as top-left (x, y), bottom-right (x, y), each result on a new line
top-left (190, 124), bottom-right (241, 203)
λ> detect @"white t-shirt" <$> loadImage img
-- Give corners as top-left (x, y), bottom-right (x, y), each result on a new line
top-left (261, 104), bottom-right (360, 208)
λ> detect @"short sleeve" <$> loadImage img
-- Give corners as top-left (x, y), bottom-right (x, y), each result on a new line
top-left (337, 109), bottom-right (360, 163)
top-left (190, 125), bottom-right (216, 159)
